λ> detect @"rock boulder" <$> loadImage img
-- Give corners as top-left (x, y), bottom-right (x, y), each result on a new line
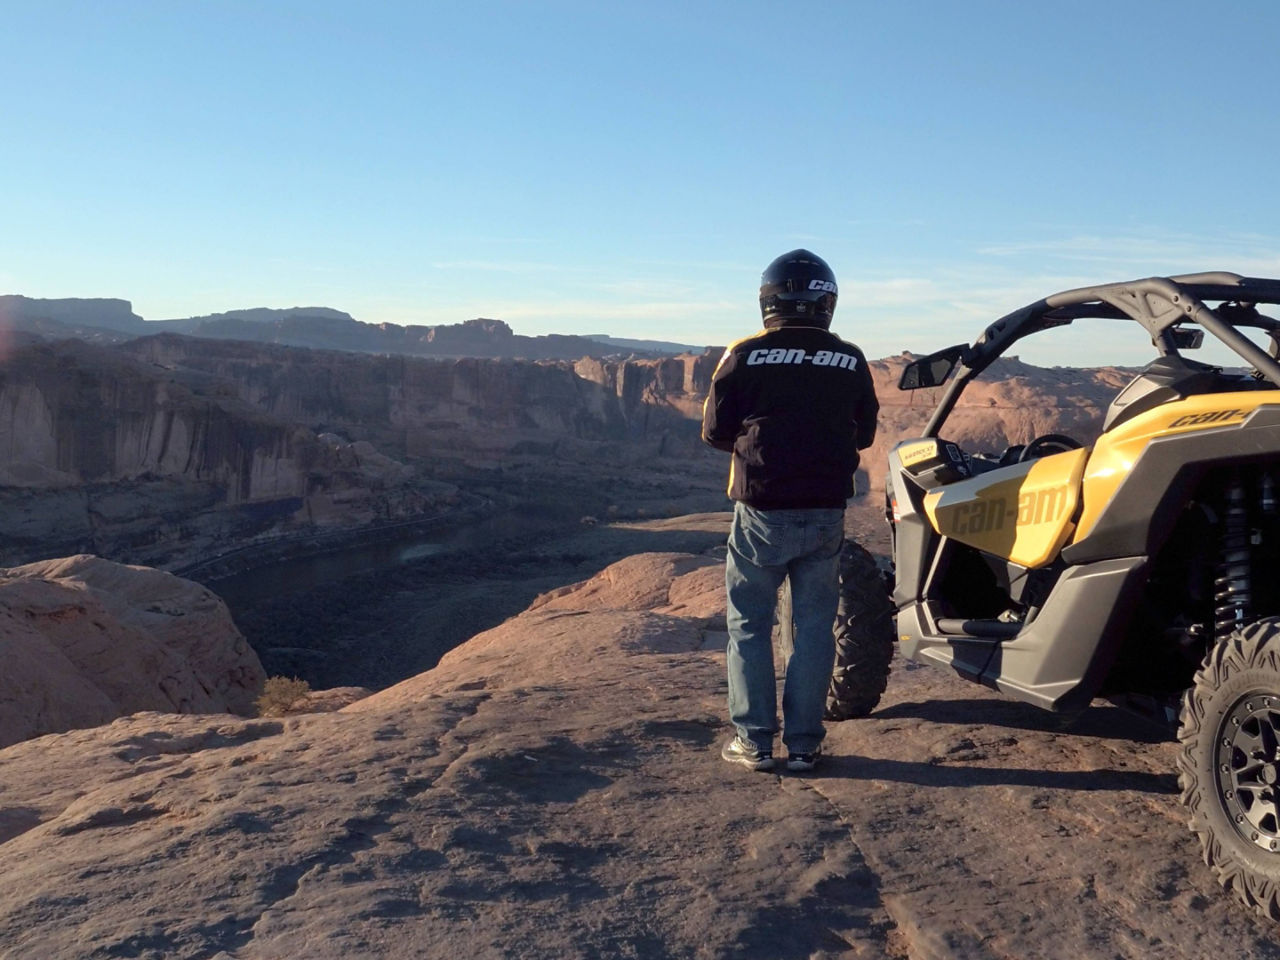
top-left (0, 555), bottom-right (265, 748)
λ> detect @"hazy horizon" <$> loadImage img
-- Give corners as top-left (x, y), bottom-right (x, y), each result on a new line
top-left (5, 1), bottom-right (1279, 369)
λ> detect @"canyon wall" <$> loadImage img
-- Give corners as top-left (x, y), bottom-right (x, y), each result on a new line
top-left (119, 334), bottom-right (715, 454)
top-left (0, 325), bottom-right (1136, 569)
top-left (0, 334), bottom-right (719, 568)
top-left (0, 337), bottom-right (432, 566)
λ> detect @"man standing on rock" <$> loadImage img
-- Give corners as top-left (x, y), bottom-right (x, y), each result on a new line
top-left (702, 249), bottom-right (879, 773)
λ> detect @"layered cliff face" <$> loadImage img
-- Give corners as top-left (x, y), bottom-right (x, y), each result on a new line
top-left (573, 351), bottom-right (720, 425)
top-left (0, 334), bottom-right (721, 568)
top-left (0, 338), bottom-right (436, 566)
top-left (120, 335), bottom-right (714, 453)
top-left (576, 346), bottom-right (1128, 491)
top-left (0, 324), bottom-right (1140, 568)
top-left (0, 338), bottom-right (316, 495)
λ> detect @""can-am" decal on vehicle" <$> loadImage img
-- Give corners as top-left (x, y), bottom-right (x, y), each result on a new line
top-left (1167, 408), bottom-right (1248, 428)
top-left (946, 486), bottom-right (1070, 535)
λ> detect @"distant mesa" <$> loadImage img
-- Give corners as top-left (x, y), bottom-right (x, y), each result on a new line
top-left (154, 309), bottom-right (703, 360)
top-left (585, 334), bottom-right (714, 355)
top-left (0, 295), bottom-right (147, 341)
top-left (0, 295), bottom-right (711, 361)
top-left (159, 305), bottom-right (356, 329)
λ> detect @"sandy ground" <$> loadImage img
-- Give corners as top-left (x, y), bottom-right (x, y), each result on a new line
top-left (3, 510), bottom-right (1280, 958)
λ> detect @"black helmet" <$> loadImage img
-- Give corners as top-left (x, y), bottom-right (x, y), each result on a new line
top-left (759, 249), bottom-right (838, 326)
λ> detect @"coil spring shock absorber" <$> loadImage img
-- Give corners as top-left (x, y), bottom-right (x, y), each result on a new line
top-left (1215, 476), bottom-right (1252, 641)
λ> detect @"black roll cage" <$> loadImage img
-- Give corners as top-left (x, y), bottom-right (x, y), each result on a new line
top-left (920, 272), bottom-right (1280, 438)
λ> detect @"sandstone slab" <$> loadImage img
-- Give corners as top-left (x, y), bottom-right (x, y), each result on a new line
top-left (2, 547), bottom-right (1279, 958)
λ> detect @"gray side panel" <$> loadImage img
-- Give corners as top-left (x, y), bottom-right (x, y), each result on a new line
top-left (1064, 406), bottom-right (1280, 564)
top-left (985, 556), bottom-right (1147, 711)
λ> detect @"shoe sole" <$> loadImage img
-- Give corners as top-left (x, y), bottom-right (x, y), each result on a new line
top-left (786, 757), bottom-right (820, 772)
top-left (723, 753), bottom-right (776, 772)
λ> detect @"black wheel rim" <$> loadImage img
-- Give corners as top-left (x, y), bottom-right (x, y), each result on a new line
top-left (1217, 693), bottom-right (1280, 852)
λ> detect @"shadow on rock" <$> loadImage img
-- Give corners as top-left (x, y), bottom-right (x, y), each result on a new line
top-left (467, 738), bottom-right (618, 805)
top-left (873, 697), bottom-right (1174, 744)
top-left (818, 753), bottom-right (1180, 795)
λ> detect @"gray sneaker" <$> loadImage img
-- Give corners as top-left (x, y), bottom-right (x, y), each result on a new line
top-left (786, 746), bottom-right (822, 772)
top-left (721, 736), bottom-right (775, 771)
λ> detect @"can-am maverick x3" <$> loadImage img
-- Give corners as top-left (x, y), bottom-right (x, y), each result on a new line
top-left (824, 272), bottom-right (1280, 919)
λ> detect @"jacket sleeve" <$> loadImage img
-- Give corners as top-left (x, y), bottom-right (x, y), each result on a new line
top-left (701, 348), bottom-right (742, 452)
top-left (854, 356), bottom-right (880, 451)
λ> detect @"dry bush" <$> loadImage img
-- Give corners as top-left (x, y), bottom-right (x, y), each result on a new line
top-left (256, 676), bottom-right (312, 717)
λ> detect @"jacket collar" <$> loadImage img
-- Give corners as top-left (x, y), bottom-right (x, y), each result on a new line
top-left (764, 316), bottom-right (832, 331)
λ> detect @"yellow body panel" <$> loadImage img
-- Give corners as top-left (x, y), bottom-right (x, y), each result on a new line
top-left (1072, 390), bottom-right (1280, 542)
top-left (924, 448), bottom-right (1088, 568)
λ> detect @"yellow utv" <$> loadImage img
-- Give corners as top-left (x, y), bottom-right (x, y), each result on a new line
top-left (826, 272), bottom-right (1280, 920)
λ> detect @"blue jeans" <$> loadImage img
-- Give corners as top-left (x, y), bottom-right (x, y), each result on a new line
top-left (725, 502), bottom-right (844, 754)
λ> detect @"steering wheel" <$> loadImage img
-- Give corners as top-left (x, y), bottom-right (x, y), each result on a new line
top-left (997, 444), bottom-right (1025, 466)
top-left (1017, 433), bottom-right (1082, 462)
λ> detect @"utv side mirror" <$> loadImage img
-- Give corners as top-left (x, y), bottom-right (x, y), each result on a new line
top-left (1170, 327), bottom-right (1204, 350)
top-left (899, 344), bottom-right (967, 390)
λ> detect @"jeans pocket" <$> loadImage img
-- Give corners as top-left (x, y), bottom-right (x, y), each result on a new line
top-left (730, 504), bottom-right (791, 567)
top-left (808, 513), bottom-right (845, 560)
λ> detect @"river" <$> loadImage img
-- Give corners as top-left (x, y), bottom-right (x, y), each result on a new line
top-left (205, 505), bottom-right (584, 613)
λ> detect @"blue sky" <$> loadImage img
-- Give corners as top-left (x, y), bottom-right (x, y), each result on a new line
top-left (4, 0), bottom-right (1279, 366)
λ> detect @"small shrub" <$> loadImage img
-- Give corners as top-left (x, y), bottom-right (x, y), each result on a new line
top-left (256, 676), bottom-right (312, 717)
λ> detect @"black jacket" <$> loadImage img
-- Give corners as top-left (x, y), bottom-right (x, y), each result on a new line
top-left (701, 318), bottom-right (879, 509)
